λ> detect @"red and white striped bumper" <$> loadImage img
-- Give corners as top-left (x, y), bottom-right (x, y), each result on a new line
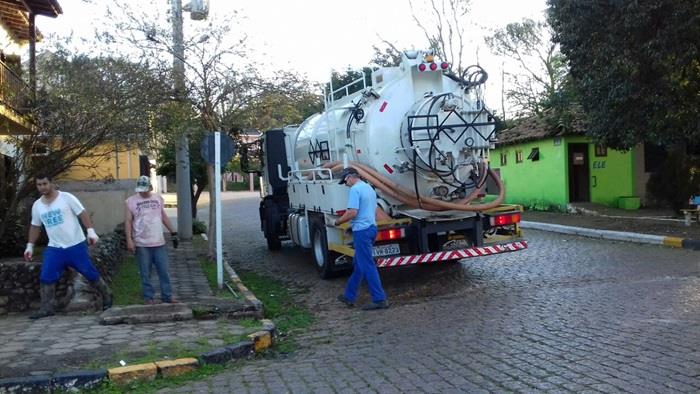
top-left (375, 240), bottom-right (528, 268)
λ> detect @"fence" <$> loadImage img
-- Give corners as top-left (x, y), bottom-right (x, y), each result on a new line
top-left (0, 59), bottom-right (30, 114)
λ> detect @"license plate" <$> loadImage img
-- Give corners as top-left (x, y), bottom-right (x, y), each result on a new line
top-left (372, 243), bottom-right (400, 257)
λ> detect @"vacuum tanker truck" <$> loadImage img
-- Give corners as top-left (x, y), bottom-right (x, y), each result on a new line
top-left (243, 50), bottom-right (527, 278)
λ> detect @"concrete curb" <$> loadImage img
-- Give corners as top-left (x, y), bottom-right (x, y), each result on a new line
top-left (223, 259), bottom-right (264, 313)
top-left (0, 370), bottom-right (106, 393)
top-left (521, 221), bottom-right (700, 250)
top-left (0, 320), bottom-right (277, 392)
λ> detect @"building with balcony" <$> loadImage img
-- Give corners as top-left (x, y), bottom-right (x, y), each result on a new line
top-left (0, 0), bottom-right (61, 135)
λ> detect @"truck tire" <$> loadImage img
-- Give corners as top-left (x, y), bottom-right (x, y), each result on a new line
top-left (262, 202), bottom-right (282, 251)
top-left (310, 220), bottom-right (337, 279)
top-left (266, 234), bottom-right (282, 251)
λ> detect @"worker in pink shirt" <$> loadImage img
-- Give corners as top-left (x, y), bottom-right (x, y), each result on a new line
top-left (125, 176), bottom-right (178, 304)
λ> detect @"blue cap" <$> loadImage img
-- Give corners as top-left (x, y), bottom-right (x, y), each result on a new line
top-left (338, 167), bottom-right (359, 184)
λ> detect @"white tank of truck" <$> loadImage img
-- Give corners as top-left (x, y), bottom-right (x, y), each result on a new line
top-left (247, 50), bottom-right (526, 279)
top-left (288, 50), bottom-right (503, 212)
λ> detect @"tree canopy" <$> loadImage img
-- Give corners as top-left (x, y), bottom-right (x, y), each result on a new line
top-left (548, 0), bottom-right (700, 149)
top-left (486, 18), bottom-right (568, 119)
top-left (0, 49), bottom-right (169, 253)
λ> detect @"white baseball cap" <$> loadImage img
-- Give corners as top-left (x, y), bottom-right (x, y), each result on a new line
top-left (135, 176), bottom-right (151, 192)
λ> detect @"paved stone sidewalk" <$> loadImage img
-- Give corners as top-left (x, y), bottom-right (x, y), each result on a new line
top-left (166, 240), bottom-right (213, 301)
top-left (524, 204), bottom-right (700, 240)
top-left (0, 315), bottom-right (248, 378)
top-left (0, 240), bottom-right (249, 379)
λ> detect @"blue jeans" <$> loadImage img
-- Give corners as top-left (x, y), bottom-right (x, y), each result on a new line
top-left (344, 226), bottom-right (387, 303)
top-left (135, 246), bottom-right (173, 302)
top-left (40, 242), bottom-right (100, 284)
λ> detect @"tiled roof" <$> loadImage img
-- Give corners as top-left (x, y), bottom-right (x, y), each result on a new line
top-left (496, 107), bottom-right (588, 147)
top-left (0, 0), bottom-right (62, 43)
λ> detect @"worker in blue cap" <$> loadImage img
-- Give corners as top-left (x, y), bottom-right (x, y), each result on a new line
top-left (334, 167), bottom-right (389, 310)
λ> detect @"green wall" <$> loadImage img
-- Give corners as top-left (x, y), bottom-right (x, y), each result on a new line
top-left (491, 138), bottom-right (569, 210)
top-left (566, 136), bottom-right (636, 207)
top-left (492, 136), bottom-right (636, 210)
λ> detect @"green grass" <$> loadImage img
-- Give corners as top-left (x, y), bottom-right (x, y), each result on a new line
top-left (236, 269), bottom-right (314, 353)
top-left (111, 255), bottom-right (144, 305)
top-left (199, 258), bottom-right (239, 299)
top-left (191, 236), bottom-right (240, 299)
top-left (237, 318), bottom-right (261, 329)
top-left (83, 339), bottom-right (197, 371)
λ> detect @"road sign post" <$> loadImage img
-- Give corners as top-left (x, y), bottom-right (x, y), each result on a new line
top-left (201, 132), bottom-right (235, 289)
top-left (214, 132), bottom-right (223, 288)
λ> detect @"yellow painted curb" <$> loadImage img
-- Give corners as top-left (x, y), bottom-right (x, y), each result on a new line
top-left (108, 363), bottom-right (157, 385)
top-left (155, 358), bottom-right (199, 378)
top-left (248, 330), bottom-right (272, 352)
top-left (663, 237), bottom-right (684, 248)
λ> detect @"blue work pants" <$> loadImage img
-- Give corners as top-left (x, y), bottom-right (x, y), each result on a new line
top-left (344, 226), bottom-right (386, 303)
top-left (40, 242), bottom-right (100, 284)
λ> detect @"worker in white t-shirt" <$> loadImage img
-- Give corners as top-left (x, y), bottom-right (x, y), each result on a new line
top-left (24, 174), bottom-right (113, 319)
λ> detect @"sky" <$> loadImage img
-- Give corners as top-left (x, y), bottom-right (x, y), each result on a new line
top-left (35, 0), bottom-right (549, 116)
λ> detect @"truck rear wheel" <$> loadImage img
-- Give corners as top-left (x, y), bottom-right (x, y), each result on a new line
top-left (311, 221), bottom-right (337, 279)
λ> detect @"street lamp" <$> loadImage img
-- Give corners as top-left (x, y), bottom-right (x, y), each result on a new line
top-left (170, 0), bottom-right (208, 240)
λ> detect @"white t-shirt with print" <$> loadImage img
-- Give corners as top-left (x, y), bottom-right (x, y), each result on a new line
top-left (31, 191), bottom-right (87, 248)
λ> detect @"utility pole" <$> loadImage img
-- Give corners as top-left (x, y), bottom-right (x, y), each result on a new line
top-left (171, 0), bottom-right (193, 240)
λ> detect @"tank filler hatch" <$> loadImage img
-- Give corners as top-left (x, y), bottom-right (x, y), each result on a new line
top-left (401, 94), bottom-right (497, 191)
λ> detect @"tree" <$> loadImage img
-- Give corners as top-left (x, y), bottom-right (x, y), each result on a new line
top-left (325, 68), bottom-right (373, 102)
top-left (0, 49), bottom-right (169, 255)
top-left (370, 42), bottom-right (403, 67)
top-left (547, 0), bottom-right (700, 149)
top-left (485, 18), bottom-right (568, 119)
top-left (96, 1), bottom-right (325, 258)
top-left (409, 0), bottom-right (473, 74)
top-left (646, 148), bottom-right (700, 211)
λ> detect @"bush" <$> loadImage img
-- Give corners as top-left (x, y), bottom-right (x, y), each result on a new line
top-left (226, 178), bottom-right (259, 191)
top-left (0, 220), bottom-right (25, 257)
top-left (192, 220), bottom-right (207, 235)
top-left (647, 150), bottom-right (700, 211)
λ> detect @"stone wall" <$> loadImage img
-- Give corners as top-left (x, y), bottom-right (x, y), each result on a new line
top-left (0, 227), bottom-right (125, 315)
top-left (0, 262), bottom-right (73, 315)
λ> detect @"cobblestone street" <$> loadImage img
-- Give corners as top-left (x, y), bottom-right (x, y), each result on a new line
top-left (172, 192), bottom-right (700, 393)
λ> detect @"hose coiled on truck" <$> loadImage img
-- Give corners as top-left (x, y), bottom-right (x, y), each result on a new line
top-left (321, 161), bottom-right (505, 212)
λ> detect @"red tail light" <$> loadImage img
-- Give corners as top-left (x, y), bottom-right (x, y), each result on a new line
top-left (490, 213), bottom-right (521, 227)
top-left (441, 62), bottom-right (449, 70)
top-left (376, 228), bottom-right (405, 242)
top-left (418, 63), bottom-right (427, 72)
top-left (429, 63), bottom-right (438, 71)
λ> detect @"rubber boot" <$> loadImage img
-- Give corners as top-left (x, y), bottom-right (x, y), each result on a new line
top-left (29, 283), bottom-right (56, 320)
top-left (91, 277), bottom-right (113, 310)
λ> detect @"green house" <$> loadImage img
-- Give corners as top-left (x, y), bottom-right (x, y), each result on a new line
top-left (490, 116), bottom-right (655, 211)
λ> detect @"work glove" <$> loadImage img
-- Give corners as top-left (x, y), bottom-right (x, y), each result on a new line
top-left (171, 232), bottom-right (179, 249)
top-left (24, 243), bottom-right (34, 262)
top-left (87, 228), bottom-right (99, 245)
top-left (325, 215), bottom-right (337, 227)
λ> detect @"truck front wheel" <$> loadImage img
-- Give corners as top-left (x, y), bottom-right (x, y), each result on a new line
top-left (262, 202), bottom-right (282, 251)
